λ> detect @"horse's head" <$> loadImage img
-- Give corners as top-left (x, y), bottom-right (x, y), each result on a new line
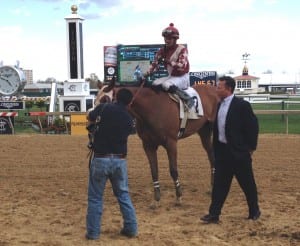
top-left (96, 76), bottom-right (146, 104)
top-left (94, 80), bottom-right (116, 106)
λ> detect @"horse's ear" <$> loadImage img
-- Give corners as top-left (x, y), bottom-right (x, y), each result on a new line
top-left (103, 76), bottom-right (116, 93)
top-left (97, 80), bottom-right (103, 89)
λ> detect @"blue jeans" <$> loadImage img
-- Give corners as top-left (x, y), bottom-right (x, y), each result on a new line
top-left (86, 157), bottom-right (138, 239)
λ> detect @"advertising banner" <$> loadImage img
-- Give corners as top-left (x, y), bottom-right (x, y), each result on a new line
top-left (189, 71), bottom-right (217, 86)
top-left (70, 114), bottom-right (88, 135)
top-left (0, 116), bottom-right (14, 134)
top-left (0, 101), bottom-right (24, 110)
top-left (63, 100), bottom-right (81, 112)
top-left (104, 46), bottom-right (117, 82)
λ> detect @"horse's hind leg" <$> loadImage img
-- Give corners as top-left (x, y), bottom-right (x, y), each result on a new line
top-left (165, 140), bottom-right (182, 205)
top-left (142, 142), bottom-right (160, 208)
top-left (198, 121), bottom-right (215, 189)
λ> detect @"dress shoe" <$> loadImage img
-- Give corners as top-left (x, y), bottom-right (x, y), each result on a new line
top-left (248, 210), bottom-right (261, 220)
top-left (200, 214), bottom-right (219, 224)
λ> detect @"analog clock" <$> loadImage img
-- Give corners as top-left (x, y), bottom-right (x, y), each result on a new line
top-left (0, 65), bottom-right (26, 96)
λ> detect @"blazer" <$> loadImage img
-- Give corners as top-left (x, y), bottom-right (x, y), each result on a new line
top-left (213, 96), bottom-right (259, 160)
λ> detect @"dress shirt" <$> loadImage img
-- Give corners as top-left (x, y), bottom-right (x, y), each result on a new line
top-left (217, 94), bottom-right (234, 143)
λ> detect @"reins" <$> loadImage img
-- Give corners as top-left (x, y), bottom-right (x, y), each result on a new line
top-left (128, 79), bottom-right (146, 108)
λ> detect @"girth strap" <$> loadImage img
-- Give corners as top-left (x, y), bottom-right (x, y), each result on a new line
top-left (178, 108), bottom-right (188, 138)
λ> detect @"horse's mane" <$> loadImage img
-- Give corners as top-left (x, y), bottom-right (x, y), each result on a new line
top-left (126, 85), bottom-right (166, 99)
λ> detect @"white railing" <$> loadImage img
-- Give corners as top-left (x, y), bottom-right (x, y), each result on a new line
top-left (5, 110), bottom-right (300, 135)
top-left (254, 110), bottom-right (300, 134)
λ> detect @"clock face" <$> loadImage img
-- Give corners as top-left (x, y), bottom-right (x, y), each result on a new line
top-left (0, 66), bottom-right (22, 95)
top-left (107, 67), bottom-right (115, 75)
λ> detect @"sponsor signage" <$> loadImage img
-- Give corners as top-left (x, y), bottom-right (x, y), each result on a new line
top-left (0, 101), bottom-right (24, 110)
top-left (189, 71), bottom-right (217, 86)
top-left (63, 100), bottom-right (81, 112)
top-left (104, 46), bottom-right (118, 82)
top-left (70, 114), bottom-right (88, 135)
top-left (0, 117), bottom-right (14, 134)
top-left (63, 82), bottom-right (90, 96)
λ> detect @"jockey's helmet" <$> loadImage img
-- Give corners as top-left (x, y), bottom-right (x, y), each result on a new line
top-left (162, 23), bottom-right (179, 39)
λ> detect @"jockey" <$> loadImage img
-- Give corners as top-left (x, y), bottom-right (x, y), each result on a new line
top-left (145, 23), bottom-right (194, 109)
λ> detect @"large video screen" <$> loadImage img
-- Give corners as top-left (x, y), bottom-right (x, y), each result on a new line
top-left (104, 44), bottom-right (215, 86)
top-left (117, 44), bottom-right (168, 85)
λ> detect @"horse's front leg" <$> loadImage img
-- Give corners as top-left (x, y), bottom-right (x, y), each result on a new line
top-left (142, 142), bottom-right (160, 208)
top-left (165, 140), bottom-right (182, 205)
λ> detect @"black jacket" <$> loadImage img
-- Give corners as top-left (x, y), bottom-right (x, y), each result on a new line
top-left (213, 96), bottom-right (259, 160)
top-left (89, 102), bottom-right (134, 155)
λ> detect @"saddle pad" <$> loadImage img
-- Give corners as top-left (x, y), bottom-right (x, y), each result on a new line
top-left (170, 87), bottom-right (203, 119)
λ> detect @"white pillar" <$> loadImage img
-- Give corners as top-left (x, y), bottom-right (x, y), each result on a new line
top-left (59, 5), bottom-right (93, 112)
top-left (65, 5), bottom-right (85, 82)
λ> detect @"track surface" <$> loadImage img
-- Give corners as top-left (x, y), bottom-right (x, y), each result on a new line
top-left (0, 134), bottom-right (299, 245)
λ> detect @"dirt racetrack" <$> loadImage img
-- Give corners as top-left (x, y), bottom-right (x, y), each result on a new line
top-left (0, 134), bottom-right (299, 246)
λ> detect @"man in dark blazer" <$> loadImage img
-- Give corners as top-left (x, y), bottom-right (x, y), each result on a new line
top-left (201, 76), bottom-right (260, 223)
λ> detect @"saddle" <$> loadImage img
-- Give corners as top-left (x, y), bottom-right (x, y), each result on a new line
top-left (150, 85), bottom-right (203, 116)
top-left (149, 84), bottom-right (203, 138)
top-left (169, 87), bottom-right (203, 138)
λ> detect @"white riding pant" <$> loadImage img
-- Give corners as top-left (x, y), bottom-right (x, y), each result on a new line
top-left (152, 73), bottom-right (190, 91)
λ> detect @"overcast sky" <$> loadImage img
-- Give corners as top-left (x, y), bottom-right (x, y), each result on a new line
top-left (1, 0), bottom-right (300, 82)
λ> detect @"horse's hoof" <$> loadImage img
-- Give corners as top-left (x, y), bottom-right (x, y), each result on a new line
top-left (175, 185), bottom-right (182, 198)
top-left (175, 197), bottom-right (182, 206)
top-left (154, 195), bottom-right (160, 202)
top-left (154, 189), bottom-right (161, 202)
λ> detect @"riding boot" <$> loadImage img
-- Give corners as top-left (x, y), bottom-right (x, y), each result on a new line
top-left (151, 84), bottom-right (164, 93)
top-left (168, 85), bottom-right (194, 109)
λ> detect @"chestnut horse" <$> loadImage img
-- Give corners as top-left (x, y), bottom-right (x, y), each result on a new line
top-left (101, 79), bottom-right (220, 207)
